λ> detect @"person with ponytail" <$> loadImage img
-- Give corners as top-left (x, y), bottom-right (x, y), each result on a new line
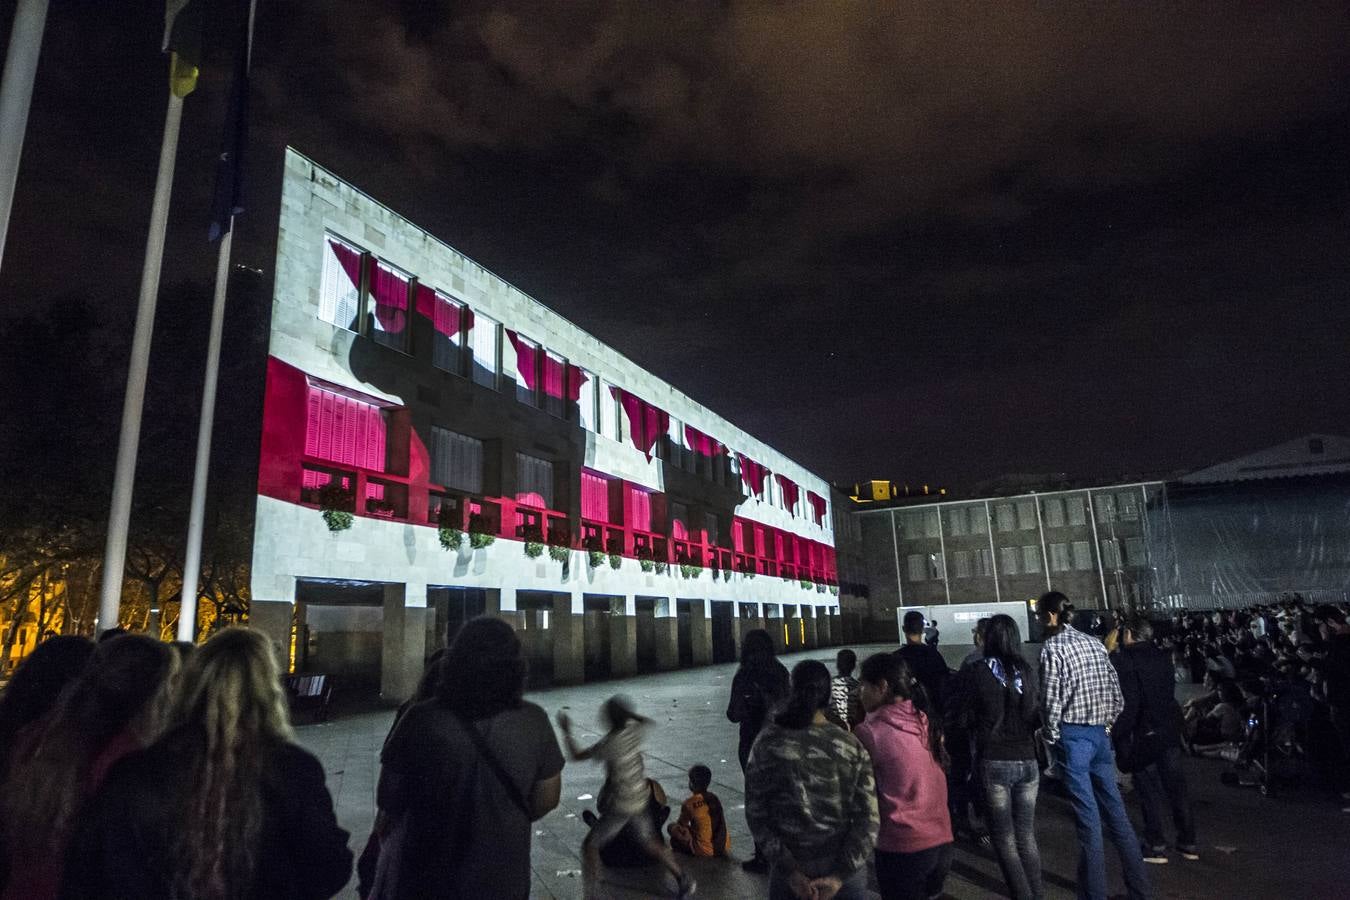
top-left (965, 614), bottom-right (1044, 900)
top-left (62, 628), bottom-right (353, 900)
top-left (854, 653), bottom-right (953, 900)
top-left (726, 627), bottom-right (790, 872)
top-left (744, 659), bottom-right (879, 900)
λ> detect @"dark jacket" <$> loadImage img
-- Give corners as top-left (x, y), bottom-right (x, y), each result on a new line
top-left (961, 656), bottom-right (1041, 761)
top-left (727, 661), bottom-right (790, 750)
top-left (61, 727), bottom-right (352, 900)
top-left (895, 642), bottom-right (951, 713)
top-left (1111, 641), bottom-right (1183, 772)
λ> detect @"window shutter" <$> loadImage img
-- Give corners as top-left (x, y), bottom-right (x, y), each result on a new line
top-left (305, 389), bottom-right (321, 457)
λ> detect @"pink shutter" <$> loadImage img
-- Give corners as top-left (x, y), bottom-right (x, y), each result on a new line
top-left (581, 471), bottom-right (610, 522)
top-left (305, 389), bottom-right (321, 457)
top-left (629, 488), bottom-right (652, 532)
top-left (363, 406), bottom-right (386, 471)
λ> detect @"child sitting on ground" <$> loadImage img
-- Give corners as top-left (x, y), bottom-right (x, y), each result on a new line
top-left (559, 696), bottom-right (696, 899)
top-left (667, 764), bottom-right (730, 858)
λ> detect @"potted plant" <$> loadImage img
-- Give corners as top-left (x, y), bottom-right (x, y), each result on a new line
top-left (319, 482), bottom-right (354, 533)
top-left (721, 568), bottom-right (732, 582)
top-left (654, 558), bottom-right (669, 575)
top-left (584, 534), bottom-right (605, 569)
top-left (521, 523), bottom-right (544, 559)
top-left (680, 562), bottom-right (703, 580)
top-left (605, 536), bottom-right (623, 570)
top-left (799, 576), bottom-right (812, 590)
top-left (437, 503), bottom-right (464, 551)
top-left (636, 545), bottom-right (655, 573)
top-left (467, 513), bottom-right (496, 549)
top-left (547, 528), bottom-right (571, 563)
top-left (829, 585), bottom-right (839, 596)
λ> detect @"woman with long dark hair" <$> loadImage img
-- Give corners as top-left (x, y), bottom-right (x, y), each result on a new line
top-left (726, 627), bottom-right (790, 872)
top-left (62, 628), bottom-right (352, 900)
top-left (965, 614), bottom-right (1043, 900)
top-left (373, 616), bottom-right (564, 899)
top-left (744, 659), bottom-right (879, 900)
top-left (0, 636), bottom-right (93, 776)
top-left (855, 653), bottom-right (953, 900)
top-left (2, 634), bottom-right (176, 900)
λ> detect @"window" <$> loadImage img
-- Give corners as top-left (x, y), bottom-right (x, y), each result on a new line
top-left (975, 548), bottom-right (993, 577)
top-left (671, 502), bottom-right (690, 541)
top-left (581, 470), bottom-right (610, 522)
top-left (628, 487), bottom-right (653, 532)
top-left (927, 553), bottom-right (946, 581)
top-left (1022, 545), bottom-right (1042, 574)
top-left (952, 550), bottom-right (972, 578)
top-left (1093, 494), bottom-right (1117, 523)
top-left (305, 385), bottom-right (386, 471)
top-left (578, 369), bottom-right (598, 432)
top-left (1118, 491), bottom-right (1140, 521)
top-left (999, 546), bottom-right (1020, 575)
top-left (1016, 500), bottom-right (1037, 531)
top-left (428, 426), bottom-right (483, 494)
top-left (922, 510), bottom-right (940, 538)
top-left (704, 512), bottom-right (720, 547)
top-left (510, 333), bottom-right (540, 407)
top-left (946, 508), bottom-right (967, 536)
top-left (907, 554), bottom-right (927, 582)
top-left (1049, 542), bottom-right (1072, 572)
top-left (319, 235), bottom-right (362, 330)
top-left (1125, 536), bottom-right (1146, 566)
top-left (369, 261), bottom-right (411, 354)
top-left (1042, 497), bottom-right (1065, 528)
top-left (995, 504), bottom-right (1016, 532)
top-left (599, 378), bottom-right (620, 441)
top-left (430, 292), bottom-right (464, 374)
top-left (1100, 538), bottom-right (1121, 569)
top-left (514, 453), bottom-right (553, 508)
top-left (969, 507), bottom-right (988, 535)
top-left (470, 312), bottom-right (501, 389)
top-left (542, 350), bottom-right (566, 418)
top-left (1066, 496), bottom-right (1086, 526)
top-left (1071, 540), bottom-right (1093, 570)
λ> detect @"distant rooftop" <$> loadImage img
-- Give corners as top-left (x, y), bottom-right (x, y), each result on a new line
top-left (1180, 434), bottom-right (1350, 485)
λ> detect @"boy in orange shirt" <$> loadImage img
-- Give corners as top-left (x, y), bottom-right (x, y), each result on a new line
top-left (667, 764), bottom-right (730, 858)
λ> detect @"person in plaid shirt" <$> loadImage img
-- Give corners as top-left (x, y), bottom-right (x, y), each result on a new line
top-left (1038, 591), bottom-right (1152, 900)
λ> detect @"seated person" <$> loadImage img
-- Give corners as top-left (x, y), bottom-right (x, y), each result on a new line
top-left (581, 777), bottom-right (671, 868)
top-left (667, 765), bottom-right (729, 858)
top-left (1188, 680), bottom-right (1246, 751)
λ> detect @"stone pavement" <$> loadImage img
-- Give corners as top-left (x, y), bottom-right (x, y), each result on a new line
top-left (298, 643), bottom-right (1350, 899)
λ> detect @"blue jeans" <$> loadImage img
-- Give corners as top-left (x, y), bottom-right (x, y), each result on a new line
top-left (981, 758), bottom-right (1043, 900)
top-left (1056, 724), bottom-right (1152, 900)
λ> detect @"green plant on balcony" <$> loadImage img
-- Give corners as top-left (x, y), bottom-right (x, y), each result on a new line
top-left (318, 482), bottom-right (354, 533)
top-left (680, 562), bottom-right (703, 580)
top-left (636, 545), bottom-right (655, 573)
top-left (829, 585), bottom-right (839, 596)
top-left (606, 536), bottom-right (623, 570)
top-left (799, 576), bottom-right (812, 589)
top-left (546, 528), bottom-right (571, 563)
top-left (816, 583), bottom-right (826, 593)
top-left (721, 568), bottom-right (732, 582)
top-left (521, 524), bottom-right (545, 559)
top-left (468, 513), bottom-right (496, 549)
top-left (584, 535), bottom-right (605, 568)
top-left (437, 504), bottom-right (464, 551)
top-left (654, 560), bottom-right (668, 574)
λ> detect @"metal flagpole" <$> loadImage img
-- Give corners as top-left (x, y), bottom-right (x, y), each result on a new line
top-left (0, 0), bottom-right (50, 274)
top-left (97, 87), bottom-right (185, 633)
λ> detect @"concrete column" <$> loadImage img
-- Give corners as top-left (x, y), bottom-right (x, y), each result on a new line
top-left (609, 595), bottom-right (637, 678)
top-left (488, 586), bottom-right (523, 632)
top-left (249, 598), bottom-right (293, 671)
top-left (766, 605), bottom-right (786, 654)
top-left (552, 591), bottom-right (585, 685)
top-left (654, 598), bottom-right (679, 671)
top-left (690, 598), bottom-right (713, 665)
top-left (803, 606), bottom-right (819, 649)
top-left (382, 583), bottom-right (429, 703)
top-left (817, 606), bottom-right (834, 646)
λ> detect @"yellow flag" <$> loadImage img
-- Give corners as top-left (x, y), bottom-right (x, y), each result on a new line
top-left (169, 51), bottom-right (199, 98)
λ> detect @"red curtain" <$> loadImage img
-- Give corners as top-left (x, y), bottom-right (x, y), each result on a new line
top-left (542, 352), bottom-right (565, 400)
top-left (505, 330), bottom-right (538, 390)
top-left (581, 470), bottom-right (610, 522)
top-left (684, 425), bottom-right (723, 457)
top-left (807, 491), bottom-right (827, 524)
top-left (415, 285), bottom-right (463, 338)
top-left (775, 474), bottom-right (800, 511)
top-left (738, 454), bottom-right (769, 496)
top-left (627, 487), bottom-right (653, 533)
top-left (611, 388), bottom-right (670, 461)
top-left (370, 264), bottom-right (408, 333)
top-left (565, 364), bottom-right (588, 403)
top-left (328, 238), bottom-right (363, 290)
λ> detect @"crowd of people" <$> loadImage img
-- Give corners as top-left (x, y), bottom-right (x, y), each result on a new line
top-left (1, 591), bottom-right (1344, 900)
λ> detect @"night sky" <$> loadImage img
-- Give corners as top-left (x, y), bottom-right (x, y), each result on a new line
top-left (3, 1), bottom-right (1349, 492)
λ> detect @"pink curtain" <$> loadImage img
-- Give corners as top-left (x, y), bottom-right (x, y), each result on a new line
top-left (565, 364), bottom-right (588, 403)
top-left (328, 238), bottom-right (363, 290)
top-left (415, 285), bottom-right (462, 337)
top-left (542, 352), bottom-right (565, 400)
top-left (370, 264), bottom-right (409, 334)
top-left (581, 470), bottom-right (610, 522)
top-left (738, 454), bottom-right (769, 496)
top-left (505, 330), bottom-right (538, 390)
top-left (807, 491), bottom-right (827, 524)
top-left (684, 425), bottom-right (723, 457)
top-left (627, 487), bottom-right (653, 532)
top-left (305, 386), bottom-right (386, 471)
top-left (775, 474), bottom-right (800, 511)
top-left (611, 388), bottom-right (670, 461)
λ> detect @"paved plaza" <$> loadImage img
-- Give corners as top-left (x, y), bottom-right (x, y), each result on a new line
top-left (298, 644), bottom-right (1350, 899)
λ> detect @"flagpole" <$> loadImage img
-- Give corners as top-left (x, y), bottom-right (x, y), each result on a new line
top-left (97, 86), bottom-right (184, 634)
top-left (0, 0), bottom-right (50, 274)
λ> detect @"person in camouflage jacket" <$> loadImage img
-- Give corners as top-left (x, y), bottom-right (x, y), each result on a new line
top-left (745, 659), bottom-right (879, 900)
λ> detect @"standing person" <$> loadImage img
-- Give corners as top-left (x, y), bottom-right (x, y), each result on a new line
top-left (374, 617), bottom-right (562, 900)
top-left (831, 649), bottom-right (866, 730)
top-left (855, 653), bottom-right (953, 900)
top-left (1313, 605), bottom-right (1350, 810)
top-left (745, 660), bottom-right (879, 900)
top-left (726, 627), bottom-right (790, 872)
top-left (559, 696), bottom-right (695, 899)
top-left (1038, 591), bottom-right (1152, 900)
top-left (896, 611), bottom-right (950, 714)
top-left (1112, 616), bottom-right (1197, 864)
top-left (2, 635), bottom-right (178, 900)
top-left (62, 628), bottom-right (351, 900)
top-left (0, 636), bottom-right (93, 777)
top-left (948, 617), bottom-right (992, 843)
top-left (965, 615), bottom-right (1043, 900)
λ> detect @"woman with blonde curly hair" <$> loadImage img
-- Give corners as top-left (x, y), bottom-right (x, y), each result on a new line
top-left (62, 628), bottom-right (352, 900)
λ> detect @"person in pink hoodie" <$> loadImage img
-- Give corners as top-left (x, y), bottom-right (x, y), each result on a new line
top-left (854, 653), bottom-right (954, 900)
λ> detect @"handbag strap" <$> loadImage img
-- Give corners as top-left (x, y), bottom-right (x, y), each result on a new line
top-left (455, 712), bottom-right (532, 819)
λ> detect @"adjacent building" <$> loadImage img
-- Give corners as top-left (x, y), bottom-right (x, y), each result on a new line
top-left (250, 150), bottom-right (842, 700)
